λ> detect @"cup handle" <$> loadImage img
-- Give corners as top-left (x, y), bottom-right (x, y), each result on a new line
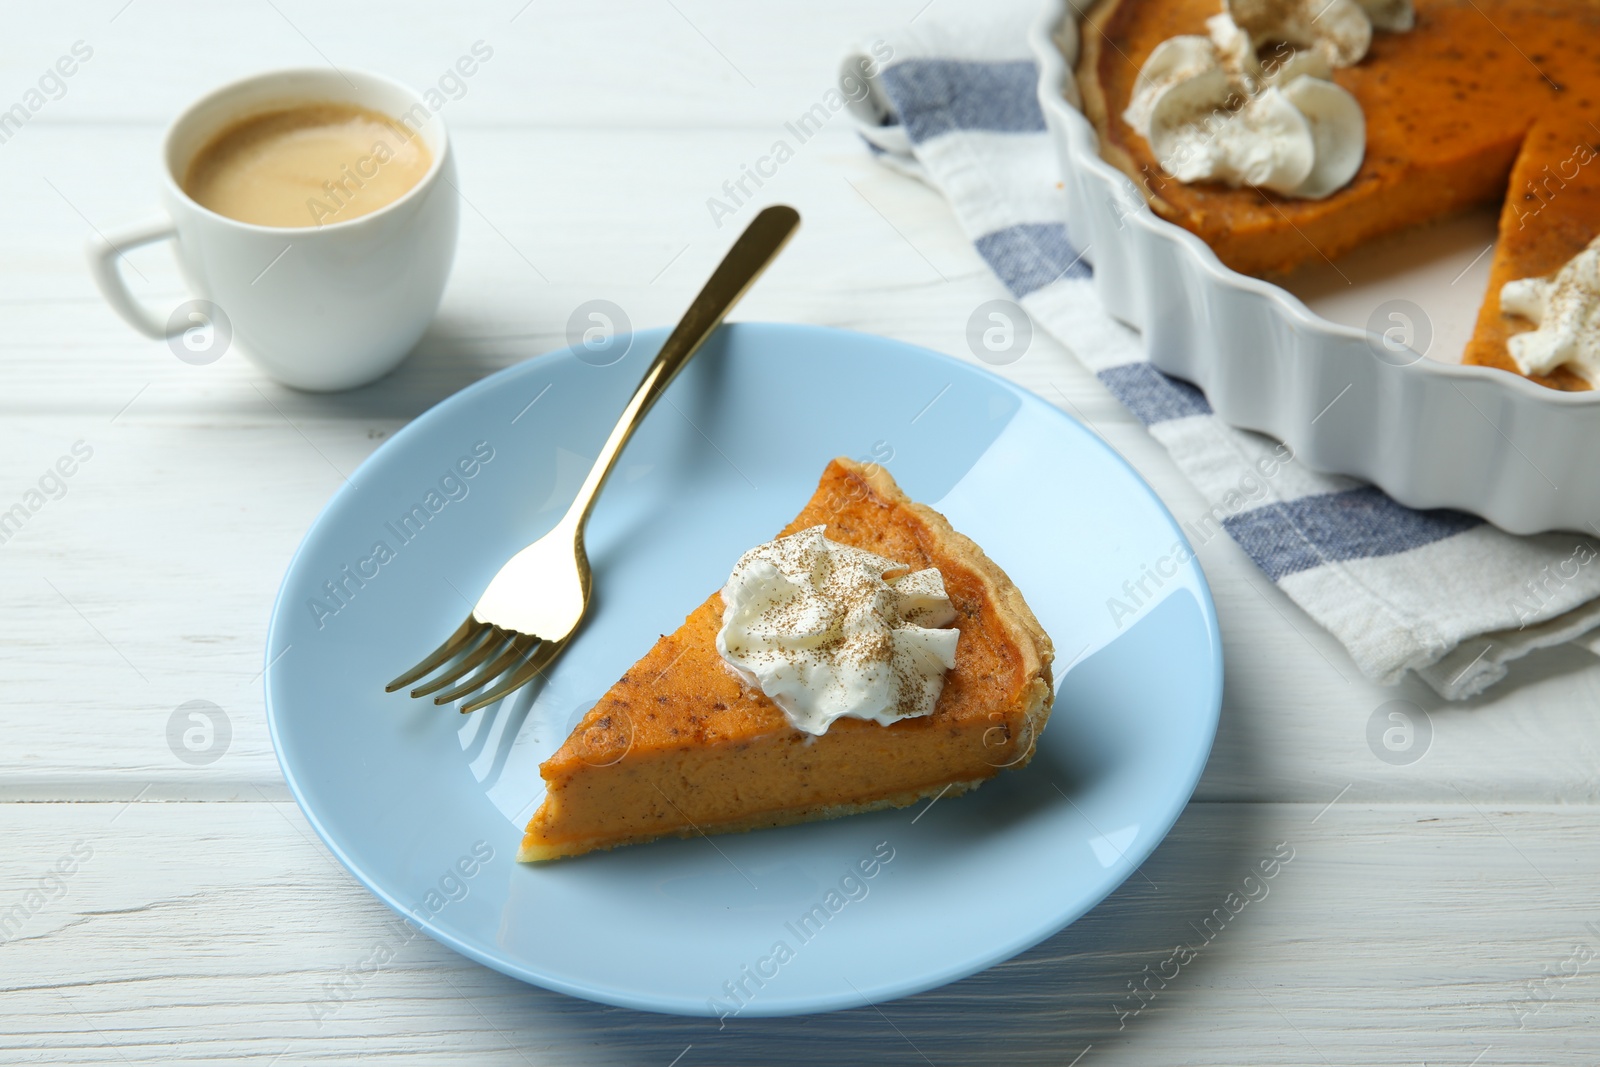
top-left (86, 216), bottom-right (180, 339)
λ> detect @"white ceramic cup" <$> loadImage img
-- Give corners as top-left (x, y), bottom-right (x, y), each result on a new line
top-left (87, 68), bottom-right (459, 392)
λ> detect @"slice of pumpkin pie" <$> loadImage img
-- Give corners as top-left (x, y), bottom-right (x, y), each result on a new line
top-left (519, 458), bottom-right (1055, 862)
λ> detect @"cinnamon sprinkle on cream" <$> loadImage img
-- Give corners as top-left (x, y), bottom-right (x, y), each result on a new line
top-left (715, 526), bottom-right (960, 735)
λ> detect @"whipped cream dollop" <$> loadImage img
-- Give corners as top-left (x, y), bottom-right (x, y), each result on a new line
top-left (1500, 236), bottom-right (1600, 385)
top-left (1124, 0), bottom-right (1411, 199)
top-left (716, 526), bottom-right (960, 736)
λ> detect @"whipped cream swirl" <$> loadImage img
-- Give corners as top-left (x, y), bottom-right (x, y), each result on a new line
top-left (716, 526), bottom-right (960, 736)
top-left (1124, 0), bottom-right (1411, 199)
top-left (1501, 236), bottom-right (1600, 385)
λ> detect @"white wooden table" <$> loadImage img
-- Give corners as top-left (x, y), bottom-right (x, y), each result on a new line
top-left (6, 2), bottom-right (1600, 1063)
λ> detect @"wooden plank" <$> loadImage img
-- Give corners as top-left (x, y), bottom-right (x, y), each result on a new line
top-left (1, 800), bottom-right (1596, 1064)
top-left (10, 0), bottom-right (922, 129)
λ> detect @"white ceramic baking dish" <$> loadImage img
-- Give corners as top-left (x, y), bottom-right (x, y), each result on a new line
top-left (1029, 0), bottom-right (1600, 536)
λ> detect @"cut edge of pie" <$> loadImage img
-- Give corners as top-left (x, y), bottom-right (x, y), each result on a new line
top-left (517, 457), bottom-right (1056, 862)
top-left (1462, 114), bottom-right (1600, 392)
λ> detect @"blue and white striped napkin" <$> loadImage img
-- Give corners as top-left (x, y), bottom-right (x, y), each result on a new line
top-left (845, 0), bottom-right (1600, 698)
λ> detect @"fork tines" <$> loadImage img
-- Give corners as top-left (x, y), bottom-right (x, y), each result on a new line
top-left (385, 618), bottom-right (561, 713)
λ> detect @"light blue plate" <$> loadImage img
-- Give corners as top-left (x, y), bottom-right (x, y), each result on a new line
top-left (265, 322), bottom-right (1222, 1018)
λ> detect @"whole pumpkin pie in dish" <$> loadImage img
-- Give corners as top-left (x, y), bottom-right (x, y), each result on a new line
top-left (1078, 0), bottom-right (1600, 390)
top-left (519, 458), bottom-right (1055, 862)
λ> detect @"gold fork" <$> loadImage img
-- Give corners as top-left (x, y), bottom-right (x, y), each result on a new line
top-left (387, 205), bottom-right (801, 713)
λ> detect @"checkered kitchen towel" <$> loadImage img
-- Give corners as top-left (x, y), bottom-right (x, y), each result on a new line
top-left (845, 0), bottom-right (1600, 699)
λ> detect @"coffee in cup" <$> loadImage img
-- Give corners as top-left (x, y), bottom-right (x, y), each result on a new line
top-left (183, 104), bottom-right (433, 228)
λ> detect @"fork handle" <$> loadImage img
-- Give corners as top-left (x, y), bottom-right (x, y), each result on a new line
top-left (558, 204), bottom-right (802, 534)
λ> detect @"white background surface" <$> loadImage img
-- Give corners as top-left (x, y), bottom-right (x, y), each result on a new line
top-left (4, 1), bottom-right (1600, 1063)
